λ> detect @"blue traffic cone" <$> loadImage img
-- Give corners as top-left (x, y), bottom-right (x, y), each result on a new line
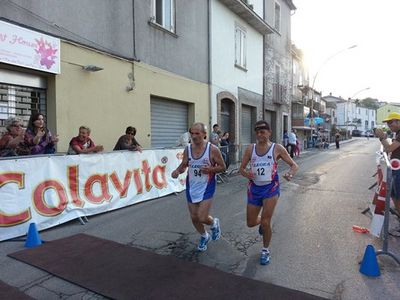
top-left (25, 223), bottom-right (42, 248)
top-left (359, 244), bottom-right (380, 277)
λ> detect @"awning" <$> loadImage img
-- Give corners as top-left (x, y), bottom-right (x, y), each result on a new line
top-left (304, 117), bottom-right (324, 126)
top-left (292, 126), bottom-right (312, 131)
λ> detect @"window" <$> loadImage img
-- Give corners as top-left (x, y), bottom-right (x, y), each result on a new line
top-left (235, 25), bottom-right (247, 69)
top-left (275, 64), bottom-right (281, 85)
top-left (0, 84), bottom-right (46, 132)
top-left (151, 0), bottom-right (175, 32)
top-left (274, 2), bottom-right (281, 32)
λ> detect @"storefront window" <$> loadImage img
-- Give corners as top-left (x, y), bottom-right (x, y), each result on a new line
top-left (0, 83), bottom-right (46, 132)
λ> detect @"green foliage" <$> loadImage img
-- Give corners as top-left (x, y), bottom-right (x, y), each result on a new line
top-left (360, 98), bottom-right (379, 109)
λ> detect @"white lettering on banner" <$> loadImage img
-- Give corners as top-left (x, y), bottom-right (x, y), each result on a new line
top-left (0, 149), bottom-right (185, 241)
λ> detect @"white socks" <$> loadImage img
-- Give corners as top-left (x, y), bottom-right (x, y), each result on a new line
top-left (262, 247), bottom-right (270, 253)
top-left (201, 232), bottom-right (210, 238)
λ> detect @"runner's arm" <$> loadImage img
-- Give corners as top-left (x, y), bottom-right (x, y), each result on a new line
top-left (275, 144), bottom-right (298, 181)
top-left (172, 148), bottom-right (189, 178)
top-left (239, 145), bottom-right (254, 180)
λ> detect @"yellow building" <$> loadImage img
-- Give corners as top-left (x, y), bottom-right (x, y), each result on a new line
top-left (377, 104), bottom-right (400, 125)
top-left (1, 31), bottom-right (209, 152)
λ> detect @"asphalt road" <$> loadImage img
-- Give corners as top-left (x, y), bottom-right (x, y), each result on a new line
top-left (1, 137), bottom-right (399, 299)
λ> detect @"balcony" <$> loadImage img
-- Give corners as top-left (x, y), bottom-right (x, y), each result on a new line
top-left (219, 0), bottom-right (274, 34)
top-left (306, 99), bottom-right (322, 112)
top-left (291, 118), bottom-right (305, 127)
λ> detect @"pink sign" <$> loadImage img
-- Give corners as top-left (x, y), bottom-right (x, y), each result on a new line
top-left (0, 20), bottom-right (60, 74)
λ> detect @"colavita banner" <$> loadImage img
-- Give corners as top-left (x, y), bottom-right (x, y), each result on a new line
top-left (0, 20), bottom-right (60, 74)
top-left (0, 149), bottom-right (185, 241)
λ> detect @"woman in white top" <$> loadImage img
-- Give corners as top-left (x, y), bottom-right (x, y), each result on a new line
top-left (239, 120), bottom-right (298, 265)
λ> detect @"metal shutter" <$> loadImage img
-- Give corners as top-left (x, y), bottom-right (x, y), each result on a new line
top-left (151, 97), bottom-right (188, 148)
top-left (241, 105), bottom-right (253, 144)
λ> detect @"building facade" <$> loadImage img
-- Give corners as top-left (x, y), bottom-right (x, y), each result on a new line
top-left (210, 0), bottom-right (274, 158)
top-left (264, 0), bottom-right (296, 143)
top-left (325, 95), bottom-right (376, 136)
top-left (0, 0), bottom-right (210, 151)
top-left (1, 0), bottom-right (297, 153)
top-left (377, 103), bottom-right (400, 125)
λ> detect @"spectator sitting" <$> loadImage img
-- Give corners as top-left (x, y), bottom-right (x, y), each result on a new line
top-left (176, 131), bottom-right (191, 147)
top-left (68, 126), bottom-right (103, 154)
top-left (24, 112), bottom-right (58, 155)
top-left (0, 117), bottom-right (30, 157)
top-left (114, 126), bottom-right (142, 152)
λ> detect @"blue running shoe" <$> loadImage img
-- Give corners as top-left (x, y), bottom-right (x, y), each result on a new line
top-left (260, 251), bottom-right (270, 265)
top-left (197, 234), bottom-right (211, 252)
top-left (258, 224), bottom-right (264, 235)
top-left (211, 218), bottom-right (221, 241)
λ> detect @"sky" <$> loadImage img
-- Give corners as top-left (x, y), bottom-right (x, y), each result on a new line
top-left (291, 0), bottom-right (400, 102)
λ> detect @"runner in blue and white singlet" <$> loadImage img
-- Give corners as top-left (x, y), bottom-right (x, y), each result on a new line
top-left (248, 143), bottom-right (280, 206)
top-left (171, 122), bottom-right (226, 252)
top-left (239, 120), bottom-right (298, 265)
top-left (250, 143), bottom-right (278, 185)
top-left (186, 142), bottom-right (216, 203)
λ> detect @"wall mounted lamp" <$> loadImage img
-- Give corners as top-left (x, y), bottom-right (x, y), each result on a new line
top-left (82, 65), bottom-right (103, 72)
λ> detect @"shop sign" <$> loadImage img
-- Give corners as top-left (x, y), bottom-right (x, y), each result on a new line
top-left (0, 20), bottom-right (60, 74)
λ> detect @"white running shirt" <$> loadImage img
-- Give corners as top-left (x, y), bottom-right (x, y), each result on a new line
top-left (186, 142), bottom-right (216, 203)
top-left (250, 143), bottom-right (278, 186)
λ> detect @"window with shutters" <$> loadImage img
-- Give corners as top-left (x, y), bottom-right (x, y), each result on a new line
top-left (235, 24), bottom-right (247, 70)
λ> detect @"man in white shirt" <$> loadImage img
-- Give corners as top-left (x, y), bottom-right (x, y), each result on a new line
top-left (288, 129), bottom-right (297, 158)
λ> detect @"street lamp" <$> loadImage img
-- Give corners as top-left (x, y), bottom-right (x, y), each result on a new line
top-left (346, 87), bottom-right (371, 138)
top-left (308, 44), bottom-right (357, 142)
top-left (350, 87), bottom-right (371, 99)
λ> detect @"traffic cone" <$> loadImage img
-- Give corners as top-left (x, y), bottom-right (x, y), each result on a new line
top-left (24, 223), bottom-right (42, 248)
top-left (359, 245), bottom-right (380, 277)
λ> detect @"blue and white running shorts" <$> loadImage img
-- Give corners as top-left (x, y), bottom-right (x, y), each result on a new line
top-left (247, 181), bottom-right (280, 206)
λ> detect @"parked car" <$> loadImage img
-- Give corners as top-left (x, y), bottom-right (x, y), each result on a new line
top-left (351, 129), bottom-right (363, 137)
top-left (365, 130), bottom-right (375, 137)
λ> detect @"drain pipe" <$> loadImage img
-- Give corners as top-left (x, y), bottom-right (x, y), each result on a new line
top-left (207, 0), bottom-right (213, 133)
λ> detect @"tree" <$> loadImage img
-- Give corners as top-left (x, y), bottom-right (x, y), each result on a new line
top-left (360, 98), bottom-right (379, 109)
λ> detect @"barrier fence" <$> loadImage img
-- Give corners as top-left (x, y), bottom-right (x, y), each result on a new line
top-left (374, 147), bottom-right (400, 264)
top-left (0, 148), bottom-right (185, 241)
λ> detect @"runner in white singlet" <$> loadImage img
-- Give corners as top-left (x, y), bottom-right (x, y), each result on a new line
top-left (240, 120), bottom-right (298, 265)
top-left (186, 142), bottom-right (216, 203)
top-left (250, 143), bottom-right (278, 186)
top-left (172, 122), bottom-right (226, 252)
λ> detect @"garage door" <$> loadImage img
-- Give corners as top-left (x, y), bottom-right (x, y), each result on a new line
top-left (241, 105), bottom-right (253, 145)
top-left (151, 97), bottom-right (188, 148)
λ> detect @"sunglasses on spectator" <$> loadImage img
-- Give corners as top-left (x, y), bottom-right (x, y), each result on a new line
top-left (387, 119), bottom-right (397, 125)
top-left (11, 124), bottom-right (22, 127)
